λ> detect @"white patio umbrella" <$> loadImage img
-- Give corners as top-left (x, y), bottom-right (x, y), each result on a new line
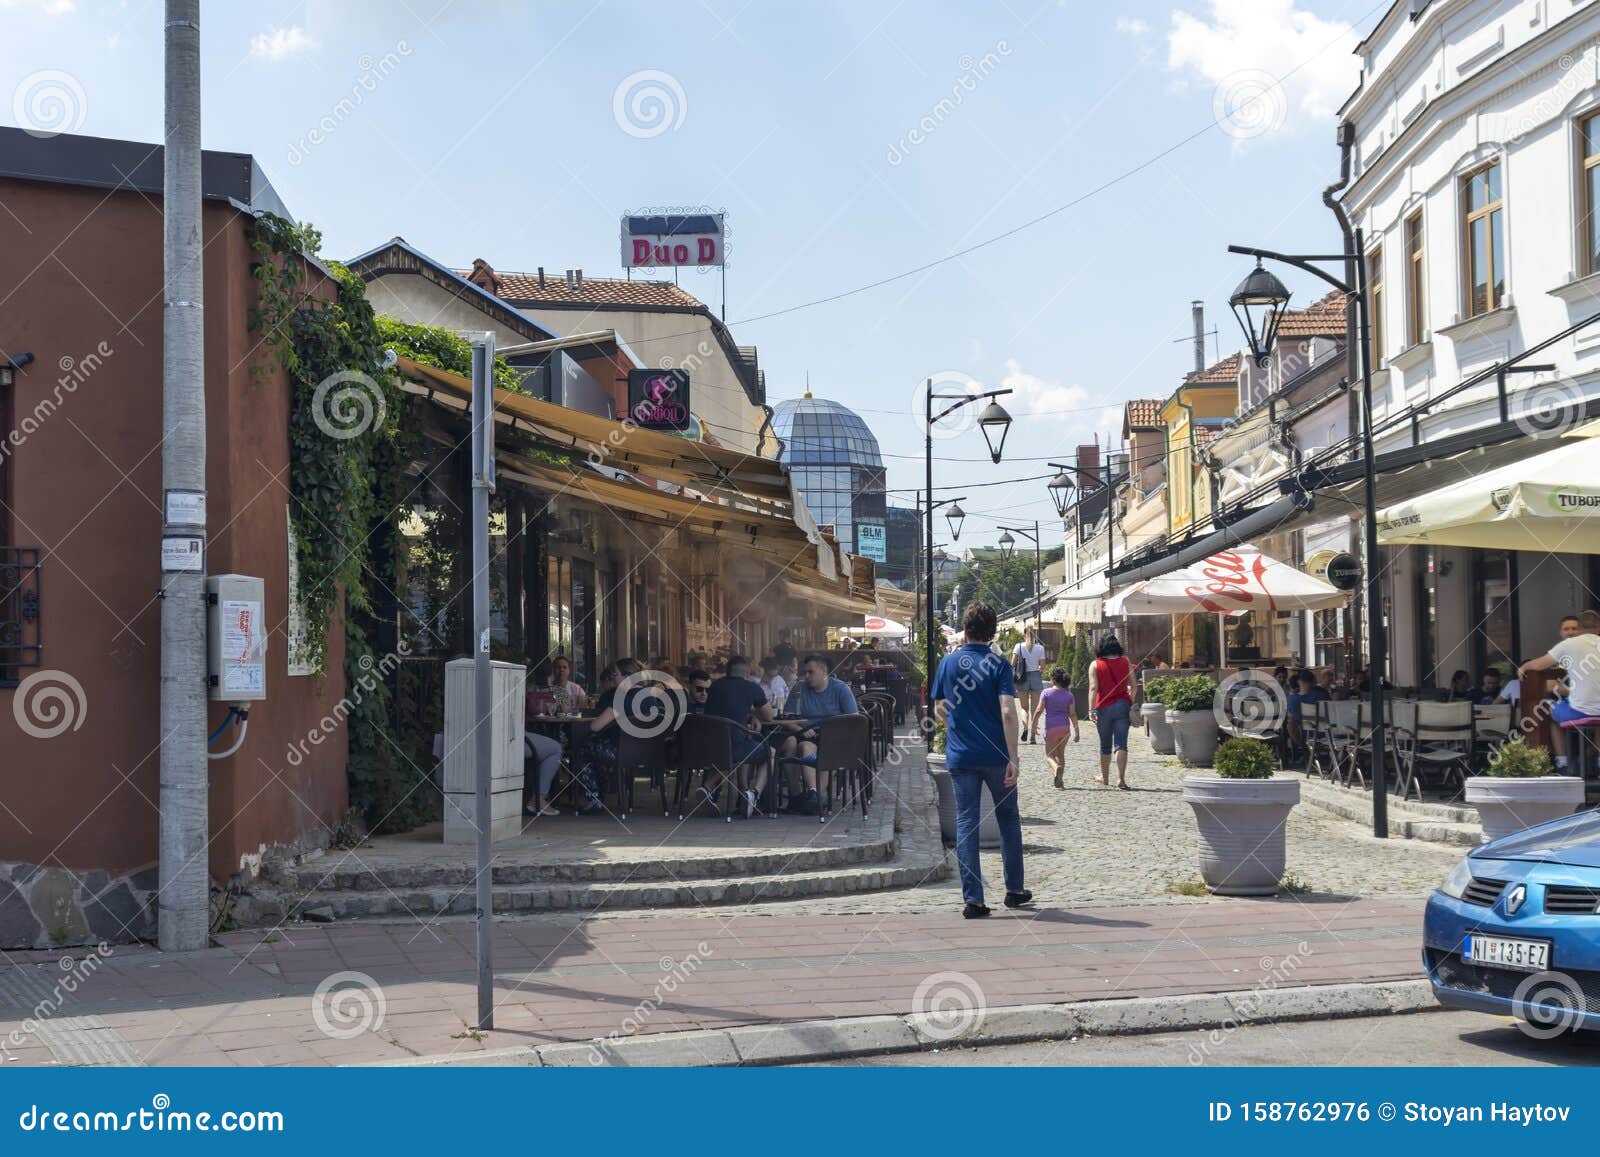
top-left (840, 615), bottom-right (910, 639)
top-left (1105, 548), bottom-right (1348, 666)
top-left (1376, 436), bottom-right (1600, 553)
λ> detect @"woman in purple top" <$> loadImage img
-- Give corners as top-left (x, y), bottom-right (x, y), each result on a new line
top-left (1031, 666), bottom-right (1080, 789)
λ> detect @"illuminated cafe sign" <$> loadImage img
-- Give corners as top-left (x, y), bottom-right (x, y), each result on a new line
top-left (621, 213), bottom-right (725, 269)
top-left (626, 368), bottom-right (691, 431)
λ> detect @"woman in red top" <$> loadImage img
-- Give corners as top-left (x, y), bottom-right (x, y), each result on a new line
top-left (1087, 635), bottom-right (1134, 789)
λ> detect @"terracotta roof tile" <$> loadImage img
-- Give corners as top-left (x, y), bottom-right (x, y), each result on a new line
top-left (1124, 398), bottom-right (1161, 428)
top-left (1184, 351), bottom-right (1241, 384)
top-left (1276, 290), bottom-right (1350, 339)
top-left (471, 269), bottom-right (706, 310)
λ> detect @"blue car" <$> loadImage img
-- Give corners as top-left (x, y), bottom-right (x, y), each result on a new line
top-left (1425, 808), bottom-right (1600, 1032)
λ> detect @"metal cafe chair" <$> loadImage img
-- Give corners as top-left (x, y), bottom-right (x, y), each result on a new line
top-left (1472, 703), bottom-right (1515, 770)
top-left (1394, 700), bottom-right (1475, 801)
top-left (615, 729), bottom-right (669, 821)
top-left (674, 714), bottom-right (748, 823)
top-left (1303, 700), bottom-right (1339, 781)
top-left (1322, 699), bottom-right (1361, 786)
top-left (778, 714), bottom-right (873, 822)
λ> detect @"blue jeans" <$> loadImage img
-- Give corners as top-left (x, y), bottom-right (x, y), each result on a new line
top-left (1094, 698), bottom-right (1131, 755)
top-left (950, 766), bottom-right (1024, 906)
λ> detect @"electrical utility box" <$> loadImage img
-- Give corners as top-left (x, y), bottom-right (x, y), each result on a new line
top-left (206, 574), bottom-right (267, 703)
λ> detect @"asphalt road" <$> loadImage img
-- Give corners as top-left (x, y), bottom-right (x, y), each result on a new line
top-left (828, 1010), bottom-right (1600, 1066)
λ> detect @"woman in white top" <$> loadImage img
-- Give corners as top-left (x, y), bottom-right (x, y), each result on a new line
top-left (547, 655), bottom-right (587, 709)
top-left (1011, 626), bottom-right (1047, 743)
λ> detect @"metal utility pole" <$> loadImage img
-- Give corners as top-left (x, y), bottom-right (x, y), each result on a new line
top-left (469, 333), bottom-right (496, 1030)
top-left (158, 0), bottom-right (209, 953)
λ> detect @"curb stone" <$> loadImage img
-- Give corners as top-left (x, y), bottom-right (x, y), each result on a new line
top-left (368, 978), bottom-right (1439, 1068)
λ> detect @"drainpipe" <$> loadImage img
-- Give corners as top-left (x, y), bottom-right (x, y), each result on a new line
top-left (1325, 120), bottom-right (1365, 679)
top-left (1177, 392), bottom-right (1197, 534)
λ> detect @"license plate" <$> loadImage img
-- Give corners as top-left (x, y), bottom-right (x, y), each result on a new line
top-left (1463, 934), bottom-right (1551, 972)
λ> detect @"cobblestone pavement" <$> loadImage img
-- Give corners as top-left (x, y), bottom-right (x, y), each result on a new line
top-left (693, 725), bottom-right (1462, 919)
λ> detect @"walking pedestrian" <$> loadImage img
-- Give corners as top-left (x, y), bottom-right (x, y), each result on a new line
top-left (931, 603), bottom-right (1030, 919)
top-left (1088, 635), bottom-right (1133, 789)
top-left (1031, 665), bottom-right (1080, 789)
top-left (1011, 625), bottom-right (1046, 742)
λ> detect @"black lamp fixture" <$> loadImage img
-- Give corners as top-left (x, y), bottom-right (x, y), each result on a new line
top-left (1227, 258), bottom-right (1292, 366)
top-left (945, 502), bottom-right (966, 541)
top-left (1047, 468), bottom-right (1075, 518)
top-left (996, 529), bottom-right (1016, 563)
top-left (976, 399), bottom-right (1013, 464)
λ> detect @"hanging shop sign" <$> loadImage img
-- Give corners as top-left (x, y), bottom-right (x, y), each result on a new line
top-left (1326, 551), bottom-right (1361, 591)
top-left (621, 213), bottom-right (725, 268)
top-left (626, 368), bottom-right (692, 431)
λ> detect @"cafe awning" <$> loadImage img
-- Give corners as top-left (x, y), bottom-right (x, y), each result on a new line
top-left (1376, 434), bottom-right (1600, 553)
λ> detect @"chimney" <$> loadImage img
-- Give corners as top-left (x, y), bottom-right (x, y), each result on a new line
top-left (1075, 443), bottom-right (1100, 487)
top-left (537, 266), bottom-right (545, 287)
top-left (1192, 300), bottom-right (1205, 374)
top-left (565, 269), bottom-right (575, 290)
top-left (575, 268), bottom-right (583, 290)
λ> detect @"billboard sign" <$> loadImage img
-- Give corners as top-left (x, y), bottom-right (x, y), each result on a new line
top-left (856, 521), bottom-right (887, 563)
top-left (621, 213), bottom-right (725, 269)
top-left (626, 368), bottom-right (691, 432)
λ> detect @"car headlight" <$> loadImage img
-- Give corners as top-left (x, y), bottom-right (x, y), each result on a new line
top-left (1439, 859), bottom-right (1473, 900)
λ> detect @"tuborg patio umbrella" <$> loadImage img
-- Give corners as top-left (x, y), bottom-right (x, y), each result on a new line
top-left (1375, 436), bottom-right (1600, 553)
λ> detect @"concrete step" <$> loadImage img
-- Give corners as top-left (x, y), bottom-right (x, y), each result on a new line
top-left (235, 853), bottom-right (950, 924)
top-left (1295, 774), bottom-right (1481, 846)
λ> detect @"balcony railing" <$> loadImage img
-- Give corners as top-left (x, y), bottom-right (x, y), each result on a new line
top-left (1, 547), bottom-right (42, 687)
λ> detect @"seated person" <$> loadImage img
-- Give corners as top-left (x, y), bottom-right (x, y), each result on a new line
top-left (1285, 671), bottom-right (1329, 754)
top-left (701, 655), bottom-right (776, 817)
top-left (758, 656), bottom-right (789, 710)
top-left (1519, 613), bottom-right (1600, 771)
top-left (685, 668), bottom-right (712, 714)
top-left (1272, 665), bottom-right (1289, 688)
top-left (547, 654), bottom-right (586, 708)
top-left (572, 659), bottom-right (641, 815)
top-left (1445, 669), bottom-right (1473, 702)
top-left (779, 654), bottom-right (860, 815)
top-left (1473, 669), bottom-right (1504, 706)
top-left (523, 730), bottom-right (564, 818)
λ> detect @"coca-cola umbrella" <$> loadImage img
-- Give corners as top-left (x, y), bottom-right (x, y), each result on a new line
top-left (1106, 548), bottom-right (1348, 665)
top-left (840, 615), bottom-right (911, 640)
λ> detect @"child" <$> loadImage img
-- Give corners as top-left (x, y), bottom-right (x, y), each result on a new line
top-left (1032, 665), bottom-right (1081, 789)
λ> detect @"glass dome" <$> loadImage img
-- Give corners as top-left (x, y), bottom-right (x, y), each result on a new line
top-left (772, 395), bottom-right (887, 562)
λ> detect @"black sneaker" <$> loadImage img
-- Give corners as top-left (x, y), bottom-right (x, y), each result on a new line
top-left (796, 789), bottom-right (820, 816)
top-left (963, 902), bottom-right (991, 919)
top-left (1004, 890), bottom-right (1034, 909)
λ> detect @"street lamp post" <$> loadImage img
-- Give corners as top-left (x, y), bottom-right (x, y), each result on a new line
top-left (1225, 235), bottom-right (1388, 839)
top-left (1049, 460), bottom-right (1116, 630)
top-left (996, 521), bottom-right (1042, 637)
top-left (924, 378), bottom-right (1013, 696)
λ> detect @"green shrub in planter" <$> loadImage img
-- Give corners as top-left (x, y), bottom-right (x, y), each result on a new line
top-left (1162, 675), bottom-right (1218, 713)
top-left (929, 720), bottom-right (947, 755)
top-left (1213, 737), bottom-right (1276, 779)
top-left (1486, 739), bottom-right (1553, 778)
top-left (1143, 676), bottom-right (1171, 704)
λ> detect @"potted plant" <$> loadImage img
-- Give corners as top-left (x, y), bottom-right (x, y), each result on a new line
top-left (1164, 675), bottom-right (1221, 767)
top-left (1464, 740), bottom-right (1584, 843)
top-left (1142, 676), bottom-right (1175, 753)
top-left (1183, 737), bottom-right (1301, 895)
top-left (926, 719), bottom-right (946, 766)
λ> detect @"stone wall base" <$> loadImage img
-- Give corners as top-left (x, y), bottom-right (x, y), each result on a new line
top-left (0, 863), bottom-right (157, 950)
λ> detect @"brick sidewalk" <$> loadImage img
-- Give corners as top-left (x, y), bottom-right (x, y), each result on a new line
top-left (0, 895), bottom-right (1426, 1066)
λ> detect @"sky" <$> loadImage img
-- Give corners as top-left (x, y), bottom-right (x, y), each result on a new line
top-left (1, 0), bottom-right (1383, 551)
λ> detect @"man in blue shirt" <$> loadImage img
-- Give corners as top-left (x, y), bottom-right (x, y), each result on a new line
top-left (1285, 670), bottom-right (1330, 757)
top-left (702, 656), bottom-right (775, 817)
top-left (780, 654), bottom-right (859, 815)
top-left (931, 603), bottom-right (1028, 918)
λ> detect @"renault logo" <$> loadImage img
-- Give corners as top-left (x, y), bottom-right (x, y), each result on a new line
top-left (1505, 884), bottom-right (1527, 915)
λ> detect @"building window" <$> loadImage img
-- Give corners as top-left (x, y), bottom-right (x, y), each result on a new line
top-left (1582, 112), bottom-right (1600, 276)
top-left (1462, 161), bottom-right (1505, 317)
top-left (1405, 210), bottom-right (1426, 345)
top-left (1366, 242), bottom-right (1384, 366)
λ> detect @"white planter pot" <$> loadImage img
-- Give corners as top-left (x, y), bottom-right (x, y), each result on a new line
top-left (926, 751), bottom-right (946, 767)
top-left (1144, 704), bottom-right (1175, 754)
top-left (1167, 709), bottom-right (1220, 767)
top-left (1183, 775), bottom-right (1300, 896)
top-left (927, 767), bottom-right (956, 844)
top-left (1464, 776), bottom-right (1585, 844)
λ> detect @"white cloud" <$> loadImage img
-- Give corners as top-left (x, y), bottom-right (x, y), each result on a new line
top-left (250, 25), bottom-right (317, 62)
top-left (1167, 0), bottom-right (1360, 139)
top-left (1000, 359), bottom-right (1091, 421)
top-left (0, 0), bottom-right (77, 13)
top-left (1115, 16), bottom-right (1149, 37)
